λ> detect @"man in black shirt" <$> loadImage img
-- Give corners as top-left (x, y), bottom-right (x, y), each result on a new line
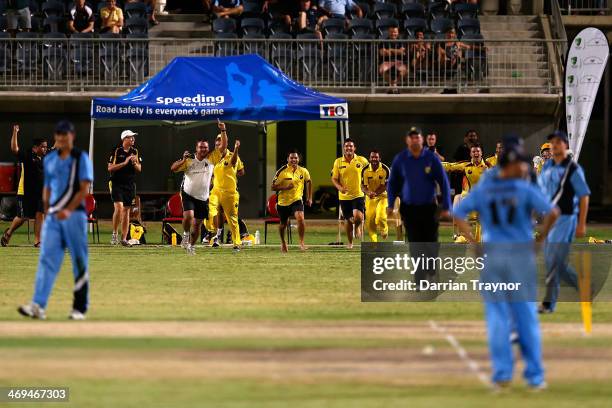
top-left (451, 129), bottom-right (479, 196)
top-left (108, 130), bottom-right (142, 246)
top-left (2, 125), bottom-right (47, 247)
top-left (68, 0), bottom-right (95, 33)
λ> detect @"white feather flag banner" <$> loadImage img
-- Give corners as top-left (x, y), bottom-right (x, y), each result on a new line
top-left (565, 27), bottom-right (609, 160)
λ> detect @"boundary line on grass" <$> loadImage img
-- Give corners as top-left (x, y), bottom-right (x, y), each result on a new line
top-left (429, 320), bottom-right (490, 387)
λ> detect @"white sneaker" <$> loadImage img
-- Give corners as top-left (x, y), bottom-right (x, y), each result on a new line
top-left (17, 303), bottom-right (46, 320)
top-left (186, 244), bottom-right (196, 256)
top-left (110, 233), bottom-right (119, 245)
top-left (181, 233), bottom-right (190, 249)
top-left (68, 310), bottom-right (86, 320)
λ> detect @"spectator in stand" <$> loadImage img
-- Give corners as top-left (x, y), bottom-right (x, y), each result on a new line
top-left (317, 0), bottom-right (362, 25)
top-left (437, 29), bottom-right (470, 70)
top-left (410, 31), bottom-right (432, 71)
top-left (100, 0), bottom-right (124, 34)
top-left (264, 0), bottom-right (296, 31)
top-left (6, 0), bottom-right (31, 35)
top-left (68, 0), bottom-right (95, 34)
top-left (297, 0), bottom-right (318, 33)
top-left (213, 0), bottom-right (243, 18)
top-left (425, 131), bottom-right (445, 161)
top-left (378, 26), bottom-right (407, 94)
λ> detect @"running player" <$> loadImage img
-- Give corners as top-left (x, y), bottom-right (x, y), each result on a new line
top-left (17, 121), bottom-right (94, 320)
top-left (207, 121), bottom-right (243, 251)
top-left (453, 135), bottom-right (559, 391)
top-left (538, 131), bottom-right (590, 314)
top-left (272, 149), bottom-right (312, 252)
top-left (485, 140), bottom-right (503, 167)
top-left (170, 139), bottom-right (214, 255)
top-left (2, 124), bottom-right (47, 247)
top-left (331, 138), bottom-right (369, 249)
top-left (361, 150), bottom-right (389, 242)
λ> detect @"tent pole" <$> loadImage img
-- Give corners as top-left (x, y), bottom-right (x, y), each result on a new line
top-left (88, 118), bottom-right (95, 193)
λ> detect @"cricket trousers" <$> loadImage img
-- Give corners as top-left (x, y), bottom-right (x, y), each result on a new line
top-left (209, 188), bottom-right (241, 246)
top-left (32, 211), bottom-right (89, 313)
top-left (544, 215), bottom-right (579, 311)
top-left (365, 196), bottom-right (388, 242)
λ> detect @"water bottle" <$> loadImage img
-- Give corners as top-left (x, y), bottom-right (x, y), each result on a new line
top-left (254, 230), bottom-right (260, 245)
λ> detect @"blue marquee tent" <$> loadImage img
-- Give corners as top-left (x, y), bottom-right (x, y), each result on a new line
top-left (91, 55), bottom-right (349, 122)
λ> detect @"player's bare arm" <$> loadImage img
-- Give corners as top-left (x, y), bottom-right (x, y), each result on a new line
top-left (170, 151), bottom-right (190, 172)
top-left (56, 181), bottom-right (91, 220)
top-left (453, 217), bottom-right (477, 243)
top-left (10, 124), bottom-right (19, 154)
top-left (107, 154), bottom-right (133, 173)
top-left (305, 180), bottom-right (313, 207)
top-left (42, 186), bottom-right (50, 214)
top-left (132, 154), bottom-right (142, 173)
top-left (230, 140), bottom-right (240, 167)
top-left (217, 119), bottom-right (228, 155)
top-left (271, 179), bottom-right (294, 191)
top-left (576, 195), bottom-right (589, 238)
top-left (331, 174), bottom-right (347, 194)
top-left (536, 207), bottom-right (560, 243)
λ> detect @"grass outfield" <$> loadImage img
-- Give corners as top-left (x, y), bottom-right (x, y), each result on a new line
top-left (1, 220), bottom-right (611, 407)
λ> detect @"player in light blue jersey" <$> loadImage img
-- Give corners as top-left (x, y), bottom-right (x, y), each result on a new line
top-left (454, 136), bottom-right (559, 391)
top-left (537, 130), bottom-right (590, 314)
top-left (17, 120), bottom-right (94, 321)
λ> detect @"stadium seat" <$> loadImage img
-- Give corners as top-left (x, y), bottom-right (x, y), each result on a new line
top-left (124, 2), bottom-right (147, 19)
top-left (458, 18), bottom-right (480, 36)
top-left (404, 17), bottom-right (427, 37)
top-left (243, 32), bottom-right (266, 57)
top-left (355, 2), bottom-right (370, 18)
top-left (126, 17), bottom-right (148, 34)
top-left (42, 0), bottom-right (65, 17)
top-left (16, 32), bottom-right (40, 76)
top-left (348, 18), bottom-right (372, 36)
top-left (401, 3), bottom-right (425, 19)
top-left (430, 17), bottom-right (453, 34)
top-left (85, 194), bottom-right (100, 243)
top-left (0, 32), bottom-right (10, 75)
top-left (42, 32), bottom-right (67, 80)
top-left (69, 32), bottom-right (94, 77)
top-left (263, 194), bottom-right (291, 244)
top-left (240, 17), bottom-right (265, 36)
top-left (296, 32), bottom-right (321, 81)
top-left (453, 3), bottom-right (479, 20)
top-left (373, 2), bottom-right (396, 19)
top-left (267, 19), bottom-right (290, 35)
top-left (0, 0), bottom-right (6, 14)
top-left (126, 32), bottom-right (149, 81)
top-left (326, 32), bottom-right (348, 82)
top-left (321, 18), bottom-right (345, 37)
top-left (99, 32), bottom-right (121, 80)
top-left (428, 1), bottom-right (449, 19)
top-left (27, 0), bottom-right (40, 14)
top-left (212, 17), bottom-right (237, 34)
top-left (270, 32), bottom-right (293, 74)
top-left (375, 18), bottom-right (399, 38)
top-left (161, 193), bottom-right (183, 243)
top-left (242, 1), bottom-right (263, 18)
top-left (350, 33), bottom-right (374, 84)
top-left (214, 32), bottom-right (239, 56)
top-left (43, 16), bottom-right (66, 33)
top-left (0, 15), bottom-right (7, 32)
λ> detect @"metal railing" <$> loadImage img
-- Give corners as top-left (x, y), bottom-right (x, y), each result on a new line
top-left (550, 0), bottom-right (569, 60)
top-left (559, 0), bottom-right (610, 14)
top-left (0, 37), bottom-right (563, 93)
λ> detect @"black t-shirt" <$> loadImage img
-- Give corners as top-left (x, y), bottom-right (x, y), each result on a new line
top-left (453, 143), bottom-right (471, 162)
top-left (378, 41), bottom-right (406, 63)
top-left (108, 146), bottom-right (142, 185)
top-left (17, 149), bottom-right (44, 198)
top-left (427, 144), bottom-right (444, 157)
top-left (70, 5), bottom-right (94, 32)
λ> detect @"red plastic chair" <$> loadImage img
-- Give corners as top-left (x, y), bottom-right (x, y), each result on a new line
top-left (263, 194), bottom-right (291, 244)
top-left (161, 193), bottom-right (183, 242)
top-left (85, 194), bottom-right (100, 243)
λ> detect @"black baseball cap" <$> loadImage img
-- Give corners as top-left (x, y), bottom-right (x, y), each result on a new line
top-left (498, 135), bottom-right (528, 167)
top-left (547, 130), bottom-right (569, 145)
top-left (406, 127), bottom-right (422, 136)
top-left (54, 120), bottom-right (75, 134)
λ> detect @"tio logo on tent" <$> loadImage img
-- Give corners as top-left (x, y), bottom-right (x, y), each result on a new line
top-left (320, 104), bottom-right (348, 119)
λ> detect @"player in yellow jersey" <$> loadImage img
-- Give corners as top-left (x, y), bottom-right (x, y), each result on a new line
top-left (361, 150), bottom-right (390, 242)
top-left (443, 143), bottom-right (491, 241)
top-left (485, 140), bottom-right (503, 167)
top-left (207, 121), bottom-right (243, 251)
top-left (272, 150), bottom-right (312, 252)
top-left (331, 138), bottom-right (369, 249)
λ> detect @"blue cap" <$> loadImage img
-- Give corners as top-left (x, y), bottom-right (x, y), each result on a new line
top-left (547, 130), bottom-right (568, 144)
top-left (54, 120), bottom-right (75, 134)
top-left (498, 135), bottom-right (528, 167)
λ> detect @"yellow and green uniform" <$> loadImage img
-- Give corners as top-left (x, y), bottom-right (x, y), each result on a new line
top-left (273, 165), bottom-right (311, 206)
top-left (208, 148), bottom-right (243, 246)
top-left (485, 154), bottom-right (497, 167)
top-left (443, 159), bottom-right (491, 242)
top-left (331, 155), bottom-right (369, 200)
top-left (361, 163), bottom-right (390, 242)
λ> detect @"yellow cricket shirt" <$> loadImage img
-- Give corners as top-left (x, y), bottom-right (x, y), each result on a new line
top-left (331, 155), bottom-right (369, 200)
top-left (361, 163), bottom-right (390, 198)
top-left (273, 164), bottom-right (311, 206)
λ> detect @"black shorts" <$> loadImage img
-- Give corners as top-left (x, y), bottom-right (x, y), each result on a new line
top-left (17, 195), bottom-right (43, 219)
top-left (340, 197), bottom-right (365, 219)
top-left (181, 190), bottom-right (209, 220)
top-left (276, 200), bottom-right (304, 224)
top-left (110, 182), bottom-right (135, 206)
